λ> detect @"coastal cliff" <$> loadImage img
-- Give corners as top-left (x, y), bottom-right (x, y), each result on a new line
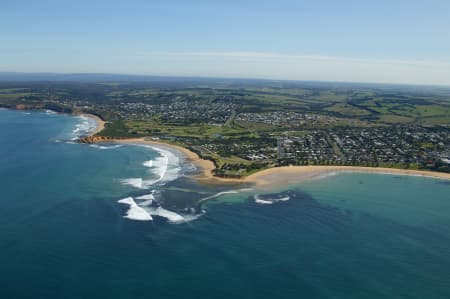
top-left (79, 135), bottom-right (126, 143)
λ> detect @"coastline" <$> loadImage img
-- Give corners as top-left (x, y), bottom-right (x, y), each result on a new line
top-left (85, 135), bottom-right (450, 186)
top-left (109, 138), bottom-right (241, 183)
top-left (1, 107), bottom-right (106, 137)
top-left (6, 108), bottom-right (448, 186)
top-left (244, 165), bottom-right (450, 188)
top-left (78, 113), bottom-right (105, 135)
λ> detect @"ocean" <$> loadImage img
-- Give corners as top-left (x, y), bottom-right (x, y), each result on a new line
top-left (1, 109), bottom-right (450, 299)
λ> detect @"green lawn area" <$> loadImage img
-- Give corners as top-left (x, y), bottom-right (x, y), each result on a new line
top-left (377, 114), bottom-right (414, 124)
top-left (326, 103), bottom-right (371, 116)
top-left (106, 120), bottom-right (253, 139)
top-left (0, 88), bottom-right (30, 93)
top-left (0, 93), bottom-right (35, 99)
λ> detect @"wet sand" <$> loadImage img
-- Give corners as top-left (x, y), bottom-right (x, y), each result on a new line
top-left (80, 113), bottom-right (105, 135)
top-left (110, 138), bottom-right (247, 185)
top-left (245, 165), bottom-right (450, 188)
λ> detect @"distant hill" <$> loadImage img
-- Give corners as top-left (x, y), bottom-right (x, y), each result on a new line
top-left (0, 72), bottom-right (217, 83)
top-left (0, 72), bottom-right (449, 93)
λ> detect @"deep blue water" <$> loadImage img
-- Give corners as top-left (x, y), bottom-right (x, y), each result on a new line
top-left (1, 109), bottom-right (450, 299)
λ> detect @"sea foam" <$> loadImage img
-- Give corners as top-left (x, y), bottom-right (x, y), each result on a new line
top-left (136, 192), bottom-right (155, 206)
top-left (118, 195), bottom-right (200, 223)
top-left (136, 193), bottom-right (155, 200)
top-left (146, 206), bottom-right (185, 223)
top-left (117, 144), bottom-right (194, 223)
top-left (118, 197), bottom-right (153, 221)
top-left (146, 205), bottom-right (203, 224)
top-left (254, 194), bottom-right (290, 205)
top-left (70, 115), bottom-right (97, 140)
top-left (89, 144), bottom-right (123, 150)
top-left (148, 146), bottom-right (181, 183)
top-left (120, 178), bottom-right (144, 189)
top-left (254, 198), bottom-right (274, 205)
top-left (198, 188), bottom-right (253, 203)
top-left (121, 145), bottom-right (182, 189)
top-left (142, 160), bottom-right (153, 167)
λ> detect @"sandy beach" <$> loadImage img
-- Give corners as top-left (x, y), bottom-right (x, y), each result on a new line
top-left (109, 138), bottom-right (245, 183)
top-left (245, 165), bottom-right (450, 188)
top-left (80, 113), bottom-right (105, 135)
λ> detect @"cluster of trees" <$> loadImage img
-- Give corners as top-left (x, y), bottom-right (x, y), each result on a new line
top-left (214, 161), bottom-right (270, 178)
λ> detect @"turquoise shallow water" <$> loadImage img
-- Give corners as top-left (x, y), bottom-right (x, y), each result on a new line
top-left (1, 109), bottom-right (450, 299)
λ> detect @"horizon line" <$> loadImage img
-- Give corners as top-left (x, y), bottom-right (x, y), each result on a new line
top-left (1, 71), bottom-right (450, 89)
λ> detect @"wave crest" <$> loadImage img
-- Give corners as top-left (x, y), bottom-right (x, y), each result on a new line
top-left (121, 145), bottom-right (182, 189)
top-left (254, 194), bottom-right (291, 205)
top-left (118, 197), bottom-right (153, 221)
top-left (70, 116), bottom-right (98, 140)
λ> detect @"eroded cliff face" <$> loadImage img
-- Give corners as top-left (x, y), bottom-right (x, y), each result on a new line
top-left (16, 104), bottom-right (28, 110)
top-left (78, 136), bottom-right (122, 143)
top-left (16, 104), bottom-right (42, 110)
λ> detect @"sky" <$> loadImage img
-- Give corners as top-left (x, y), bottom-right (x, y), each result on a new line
top-left (1, 0), bottom-right (450, 85)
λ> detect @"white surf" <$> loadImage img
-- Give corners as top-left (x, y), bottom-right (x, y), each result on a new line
top-left (118, 197), bottom-right (153, 221)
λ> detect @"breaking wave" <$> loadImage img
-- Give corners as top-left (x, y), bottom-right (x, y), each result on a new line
top-left (146, 206), bottom-right (185, 223)
top-left (145, 203), bottom-right (204, 224)
top-left (136, 193), bottom-right (155, 200)
top-left (70, 115), bottom-right (98, 140)
top-left (198, 188), bottom-right (254, 203)
top-left (120, 145), bottom-right (182, 189)
top-left (145, 146), bottom-right (181, 183)
top-left (136, 192), bottom-right (155, 206)
top-left (254, 194), bottom-right (291, 205)
top-left (254, 197), bottom-right (274, 205)
top-left (120, 178), bottom-right (145, 189)
top-left (118, 197), bottom-right (153, 221)
top-left (89, 144), bottom-right (123, 150)
top-left (118, 193), bottom-right (202, 224)
top-left (116, 144), bottom-right (200, 223)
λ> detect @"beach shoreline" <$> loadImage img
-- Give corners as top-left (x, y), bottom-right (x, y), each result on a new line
top-left (78, 113), bottom-right (105, 135)
top-left (2, 107), bottom-right (107, 137)
top-left (85, 136), bottom-right (450, 186)
top-left (109, 138), bottom-right (241, 183)
top-left (8, 107), bottom-right (447, 186)
top-left (245, 165), bottom-right (450, 188)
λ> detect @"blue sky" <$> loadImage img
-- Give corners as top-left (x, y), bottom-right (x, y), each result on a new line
top-left (2, 0), bottom-right (450, 85)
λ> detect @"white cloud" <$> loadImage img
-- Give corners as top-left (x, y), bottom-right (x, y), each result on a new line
top-left (135, 51), bottom-right (450, 86)
top-left (143, 51), bottom-right (450, 67)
